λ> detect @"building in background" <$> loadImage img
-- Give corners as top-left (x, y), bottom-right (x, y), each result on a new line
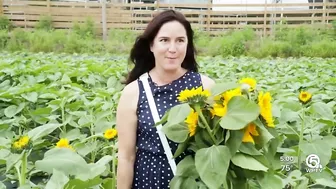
top-left (120, 0), bottom-right (315, 11)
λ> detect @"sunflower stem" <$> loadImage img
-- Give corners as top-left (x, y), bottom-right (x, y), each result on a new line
top-left (241, 88), bottom-right (251, 100)
top-left (195, 105), bottom-right (217, 145)
top-left (297, 107), bottom-right (305, 171)
top-left (20, 150), bottom-right (27, 186)
top-left (212, 117), bottom-right (222, 136)
top-left (112, 145), bottom-right (117, 189)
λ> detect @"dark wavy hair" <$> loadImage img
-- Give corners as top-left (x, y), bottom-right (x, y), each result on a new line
top-left (124, 9), bottom-right (198, 85)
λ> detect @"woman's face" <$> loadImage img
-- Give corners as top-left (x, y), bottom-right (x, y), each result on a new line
top-left (150, 21), bottom-right (188, 72)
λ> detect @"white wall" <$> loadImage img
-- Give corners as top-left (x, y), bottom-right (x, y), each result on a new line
top-left (212, 0), bottom-right (309, 11)
top-left (212, 0), bottom-right (272, 11)
top-left (277, 0), bottom-right (310, 10)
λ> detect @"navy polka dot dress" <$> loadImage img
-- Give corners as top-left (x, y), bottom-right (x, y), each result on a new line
top-left (132, 70), bottom-right (203, 189)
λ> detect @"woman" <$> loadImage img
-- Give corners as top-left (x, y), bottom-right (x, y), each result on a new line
top-left (116, 10), bottom-right (215, 189)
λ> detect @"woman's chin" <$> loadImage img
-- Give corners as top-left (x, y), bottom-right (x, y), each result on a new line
top-left (162, 64), bottom-right (182, 72)
top-left (163, 59), bottom-right (182, 68)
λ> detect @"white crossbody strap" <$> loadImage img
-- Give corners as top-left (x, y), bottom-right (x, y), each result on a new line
top-left (139, 73), bottom-right (177, 176)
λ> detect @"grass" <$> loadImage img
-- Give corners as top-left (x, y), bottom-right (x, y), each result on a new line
top-left (0, 15), bottom-right (336, 58)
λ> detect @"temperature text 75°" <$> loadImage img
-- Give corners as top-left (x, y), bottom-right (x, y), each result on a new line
top-left (281, 164), bottom-right (293, 172)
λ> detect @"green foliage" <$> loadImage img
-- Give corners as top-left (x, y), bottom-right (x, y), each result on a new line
top-left (247, 25), bottom-right (336, 58)
top-left (332, 20), bottom-right (336, 36)
top-left (109, 28), bottom-right (137, 42)
top-left (0, 30), bottom-right (8, 49)
top-left (73, 17), bottom-right (96, 39)
top-left (332, 20), bottom-right (336, 30)
top-left (107, 29), bottom-right (138, 53)
top-left (302, 39), bottom-right (336, 58)
top-left (29, 30), bottom-right (56, 52)
top-left (0, 52), bottom-right (123, 188)
top-left (0, 52), bottom-right (335, 188)
top-left (0, 15), bottom-right (13, 31)
top-left (218, 28), bottom-right (255, 57)
top-left (6, 28), bottom-right (30, 51)
top-left (35, 15), bottom-right (53, 31)
top-left (0, 24), bottom-right (336, 57)
top-left (249, 39), bottom-right (295, 58)
top-left (194, 28), bottom-right (255, 57)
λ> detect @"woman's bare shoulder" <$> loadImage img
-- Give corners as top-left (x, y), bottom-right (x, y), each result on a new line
top-left (119, 80), bottom-right (139, 109)
top-left (122, 80), bottom-right (139, 95)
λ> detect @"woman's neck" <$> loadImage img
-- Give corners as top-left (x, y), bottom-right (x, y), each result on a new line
top-left (149, 67), bottom-right (187, 86)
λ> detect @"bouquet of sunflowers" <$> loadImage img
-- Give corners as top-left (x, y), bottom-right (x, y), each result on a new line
top-left (157, 78), bottom-right (281, 189)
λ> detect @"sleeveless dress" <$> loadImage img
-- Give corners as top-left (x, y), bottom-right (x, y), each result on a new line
top-left (132, 70), bottom-right (203, 189)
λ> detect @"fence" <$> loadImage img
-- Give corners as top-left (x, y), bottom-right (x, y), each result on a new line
top-left (1, 0), bottom-right (336, 38)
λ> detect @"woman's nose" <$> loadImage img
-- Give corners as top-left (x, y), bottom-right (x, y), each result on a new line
top-left (168, 43), bottom-right (177, 52)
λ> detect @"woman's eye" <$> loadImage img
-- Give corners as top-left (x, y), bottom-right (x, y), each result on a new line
top-left (160, 39), bottom-right (167, 42)
top-left (178, 39), bottom-right (184, 43)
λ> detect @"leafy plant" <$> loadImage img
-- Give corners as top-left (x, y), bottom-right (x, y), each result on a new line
top-left (73, 17), bottom-right (96, 39)
top-left (0, 52), bottom-right (124, 188)
top-left (158, 79), bottom-right (281, 188)
top-left (0, 52), bottom-right (335, 188)
top-left (0, 15), bottom-right (13, 31)
top-left (36, 15), bottom-right (53, 31)
top-left (1, 25), bottom-right (336, 57)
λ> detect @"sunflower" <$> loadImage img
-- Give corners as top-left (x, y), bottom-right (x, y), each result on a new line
top-left (178, 86), bottom-right (210, 105)
top-left (211, 88), bottom-right (241, 118)
top-left (13, 141), bottom-right (22, 149)
top-left (19, 136), bottom-right (29, 147)
top-left (56, 138), bottom-right (75, 151)
top-left (56, 138), bottom-right (70, 148)
top-left (104, 129), bottom-right (118, 140)
top-left (210, 103), bottom-right (227, 118)
top-left (239, 78), bottom-right (257, 91)
top-left (299, 91), bottom-right (312, 103)
top-left (242, 123), bottom-right (259, 144)
top-left (258, 91), bottom-right (275, 127)
top-left (222, 88), bottom-right (242, 104)
top-left (12, 136), bottom-right (30, 150)
top-left (185, 109), bottom-right (198, 136)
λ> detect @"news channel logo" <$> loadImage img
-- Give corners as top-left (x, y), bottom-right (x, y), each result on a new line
top-left (305, 154), bottom-right (323, 173)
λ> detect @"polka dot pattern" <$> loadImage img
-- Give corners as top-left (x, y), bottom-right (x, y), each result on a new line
top-left (132, 70), bottom-right (202, 188)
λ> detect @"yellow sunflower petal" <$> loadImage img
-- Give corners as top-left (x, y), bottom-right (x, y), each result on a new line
top-left (188, 124), bottom-right (196, 136)
top-left (263, 112), bottom-right (275, 128)
top-left (19, 136), bottom-right (30, 147)
top-left (258, 91), bottom-right (275, 127)
top-left (56, 138), bottom-right (70, 148)
top-left (299, 91), bottom-right (312, 103)
top-left (223, 88), bottom-right (242, 105)
top-left (239, 78), bottom-right (257, 91)
top-left (104, 129), bottom-right (118, 140)
top-left (211, 103), bottom-right (227, 118)
top-left (214, 95), bottom-right (222, 101)
top-left (177, 86), bottom-right (211, 103)
top-left (242, 129), bottom-right (255, 144)
top-left (247, 123), bottom-right (259, 136)
top-left (13, 141), bottom-right (22, 149)
top-left (185, 109), bottom-right (198, 136)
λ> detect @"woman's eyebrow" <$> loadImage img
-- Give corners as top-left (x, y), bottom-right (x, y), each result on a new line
top-left (158, 36), bottom-right (186, 39)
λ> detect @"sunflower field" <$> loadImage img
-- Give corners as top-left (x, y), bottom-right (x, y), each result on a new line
top-left (0, 52), bottom-right (335, 188)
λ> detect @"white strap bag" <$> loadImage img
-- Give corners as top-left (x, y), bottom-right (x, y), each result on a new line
top-left (139, 73), bottom-right (177, 176)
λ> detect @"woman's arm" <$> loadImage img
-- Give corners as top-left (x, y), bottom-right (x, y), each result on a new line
top-left (116, 81), bottom-right (139, 189)
top-left (201, 74), bottom-right (216, 91)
